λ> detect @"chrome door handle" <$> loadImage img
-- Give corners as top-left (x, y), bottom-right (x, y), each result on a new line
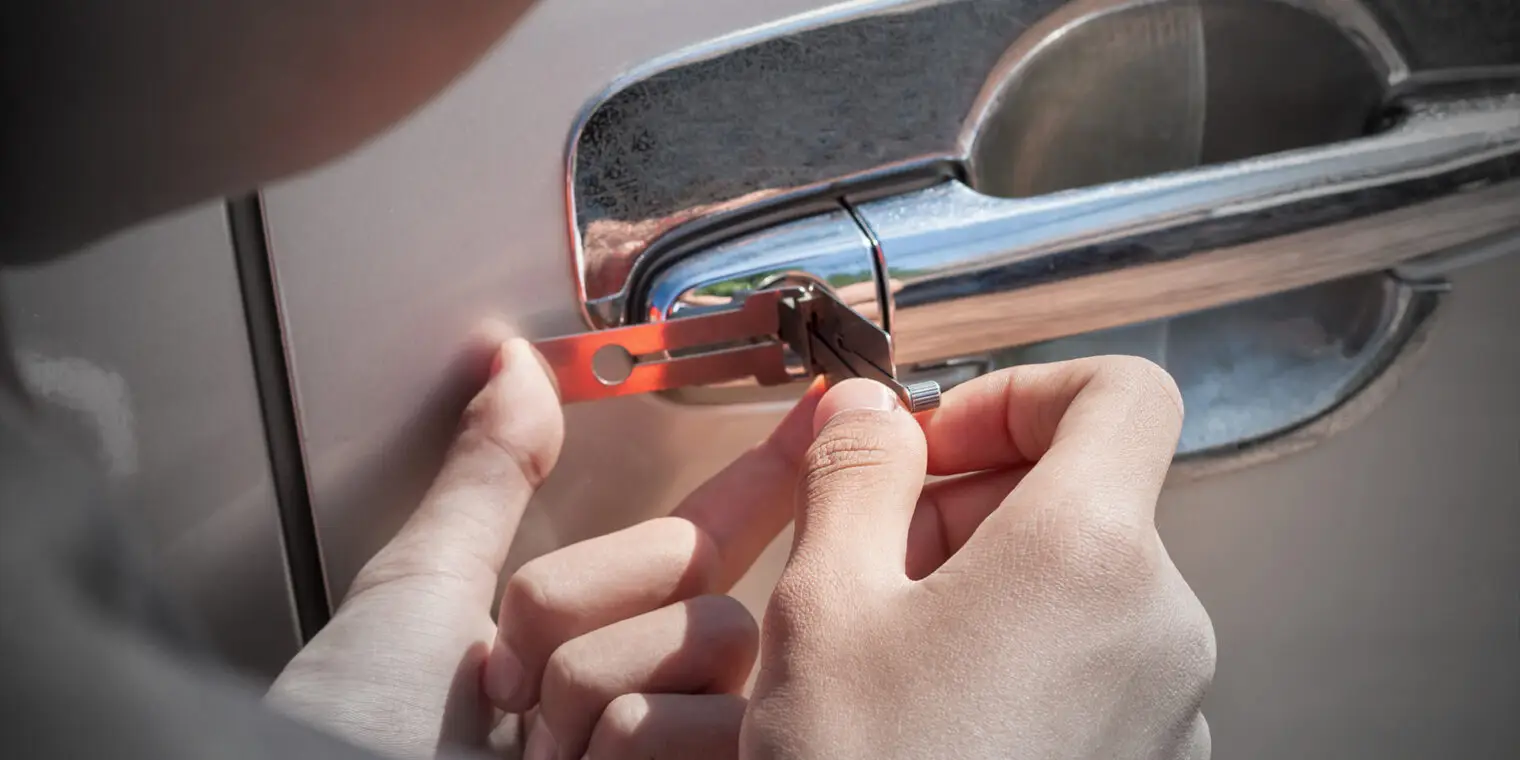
top-left (557, 0), bottom-right (1519, 459)
top-left (641, 93), bottom-right (1519, 369)
top-left (854, 94), bottom-right (1520, 365)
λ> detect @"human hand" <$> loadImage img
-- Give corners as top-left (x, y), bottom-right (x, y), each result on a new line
top-left (265, 337), bottom-right (564, 757)
top-left (743, 358), bottom-right (1216, 760)
top-left (481, 383), bottom-right (825, 760)
top-left (267, 334), bottom-right (825, 760)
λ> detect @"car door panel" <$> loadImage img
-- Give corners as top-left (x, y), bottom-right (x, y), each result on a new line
top-left (2, 203), bottom-right (300, 679)
top-left (1160, 252), bottom-right (1520, 757)
top-left (260, 0), bottom-right (834, 605)
top-left (254, 0), bottom-right (1520, 755)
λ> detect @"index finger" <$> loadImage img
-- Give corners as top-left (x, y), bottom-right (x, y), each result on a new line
top-left (923, 356), bottom-right (1183, 473)
top-left (488, 382), bottom-right (824, 712)
top-left (921, 356), bottom-right (1184, 519)
top-left (670, 378), bottom-right (827, 589)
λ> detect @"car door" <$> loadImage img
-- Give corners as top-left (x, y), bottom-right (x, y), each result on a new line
top-left (1, 203), bottom-right (301, 678)
top-left (65, 0), bottom-right (1513, 756)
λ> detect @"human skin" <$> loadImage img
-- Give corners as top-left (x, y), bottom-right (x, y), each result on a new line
top-left (272, 338), bottom-right (1213, 760)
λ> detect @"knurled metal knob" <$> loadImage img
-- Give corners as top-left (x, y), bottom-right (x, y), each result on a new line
top-left (901, 380), bottom-right (942, 413)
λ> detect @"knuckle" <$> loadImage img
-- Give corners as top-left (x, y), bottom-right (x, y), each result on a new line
top-left (542, 640), bottom-right (598, 704)
top-left (803, 420), bottom-right (908, 497)
top-left (743, 694), bottom-right (818, 760)
top-left (763, 578), bottom-right (815, 638)
top-left (501, 563), bottom-right (561, 624)
top-left (1182, 714), bottom-right (1212, 760)
top-left (643, 517), bottom-right (724, 598)
top-left (807, 422), bottom-right (895, 472)
top-left (1083, 510), bottom-right (1162, 582)
top-left (1012, 498), bottom-right (1162, 593)
top-left (456, 393), bottom-right (559, 490)
top-left (1160, 695), bottom-right (1212, 760)
top-left (765, 572), bottom-right (818, 623)
top-left (763, 566), bottom-right (852, 650)
top-left (598, 693), bottom-right (652, 740)
top-left (1094, 355), bottom-right (1185, 425)
top-left (1140, 568), bottom-right (1217, 709)
top-left (1172, 589), bottom-right (1219, 689)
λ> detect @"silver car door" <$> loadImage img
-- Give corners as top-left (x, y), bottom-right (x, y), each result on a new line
top-left (256, 0), bottom-right (1520, 755)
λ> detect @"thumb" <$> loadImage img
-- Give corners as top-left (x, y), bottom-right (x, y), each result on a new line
top-left (349, 337), bottom-right (565, 606)
top-left (791, 379), bottom-right (927, 583)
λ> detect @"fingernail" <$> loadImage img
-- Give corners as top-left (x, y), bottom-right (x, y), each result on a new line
top-left (813, 379), bottom-right (900, 435)
top-left (524, 721), bottom-right (558, 760)
top-left (483, 642), bottom-right (523, 707)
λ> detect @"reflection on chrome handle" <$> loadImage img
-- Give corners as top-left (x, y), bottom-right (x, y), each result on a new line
top-left (860, 95), bottom-right (1520, 366)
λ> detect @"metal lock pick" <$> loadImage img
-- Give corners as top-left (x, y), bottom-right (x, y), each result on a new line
top-left (533, 286), bottom-right (942, 412)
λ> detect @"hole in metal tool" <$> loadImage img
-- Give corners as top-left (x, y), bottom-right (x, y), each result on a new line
top-left (593, 345), bottom-right (635, 386)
